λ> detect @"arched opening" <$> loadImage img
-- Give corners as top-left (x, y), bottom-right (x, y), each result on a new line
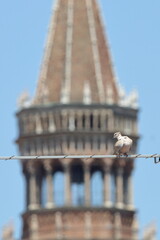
top-left (111, 171), bottom-right (116, 204)
top-left (54, 169), bottom-right (65, 206)
top-left (91, 166), bottom-right (104, 206)
top-left (41, 176), bottom-right (47, 207)
top-left (71, 164), bottom-right (84, 206)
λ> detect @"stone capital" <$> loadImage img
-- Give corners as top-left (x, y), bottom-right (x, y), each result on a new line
top-left (102, 158), bottom-right (112, 167)
top-left (27, 162), bottom-right (36, 175)
top-left (104, 162), bottom-right (112, 172)
top-left (43, 160), bottom-right (53, 173)
top-left (60, 158), bottom-right (72, 168)
top-left (82, 159), bottom-right (92, 169)
top-left (82, 159), bottom-right (91, 171)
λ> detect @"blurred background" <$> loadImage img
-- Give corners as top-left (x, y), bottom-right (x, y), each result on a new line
top-left (0, 0), bottom-right (160, 239)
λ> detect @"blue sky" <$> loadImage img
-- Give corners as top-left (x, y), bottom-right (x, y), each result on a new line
top-left (0, 0), bottom-right (160, 239)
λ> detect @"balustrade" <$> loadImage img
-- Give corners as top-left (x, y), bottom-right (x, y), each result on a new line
top-left (19, 108), bottom-right (114, 137)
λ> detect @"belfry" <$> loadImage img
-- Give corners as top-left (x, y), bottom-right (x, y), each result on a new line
top-left (16, 0), bottom-right (139, 239)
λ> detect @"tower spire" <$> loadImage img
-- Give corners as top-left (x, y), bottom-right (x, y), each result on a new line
top-left (34, 0), bottom-right (119, 105)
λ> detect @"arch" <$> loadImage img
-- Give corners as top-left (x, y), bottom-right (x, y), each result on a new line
top-left (110, 170), bottom-right (116, 204)
top-left (71, 163), bottom-right (84, 206)
top-left (91, 165), bottom-right (104, 206)
top-left (54, 169), bottom-right (65, 206)
top-left (52, 162), bottom-right (65, 206)
top-left (41, 176), bottom-right (47, 207)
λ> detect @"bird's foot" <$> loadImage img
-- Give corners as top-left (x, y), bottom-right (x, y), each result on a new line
top-left (124, 153), bottom-right (128, 157)
top-left (116, 153), bottom-right (123, 158)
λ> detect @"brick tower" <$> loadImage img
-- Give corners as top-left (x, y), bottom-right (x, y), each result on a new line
top-left (16, 0), bottom-right (139, 239)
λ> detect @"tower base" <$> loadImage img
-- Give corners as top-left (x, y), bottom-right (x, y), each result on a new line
top-left (22, 207), bottom-right (137, 240)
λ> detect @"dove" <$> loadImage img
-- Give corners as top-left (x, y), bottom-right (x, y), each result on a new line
top-left (113, 132), bottom-right (133, 156)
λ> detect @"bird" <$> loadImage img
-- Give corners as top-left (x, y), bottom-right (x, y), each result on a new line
top-left (113, 132), bottom-right (133, 157)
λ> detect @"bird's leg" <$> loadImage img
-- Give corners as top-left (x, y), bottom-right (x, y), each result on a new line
top-left (124, 153), bottom-right (128, 157)
top-left (114, 151), bottom-right (119, 158)
top-left (117, 152), bottom-right (122, 158)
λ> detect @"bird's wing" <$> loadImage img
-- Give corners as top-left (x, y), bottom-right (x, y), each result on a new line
top-left (123, 136), bottom-right (133, 146)
top-left (114, 139), bottom-right (124, 153)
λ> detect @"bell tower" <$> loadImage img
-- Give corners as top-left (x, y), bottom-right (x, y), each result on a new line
top-left (16, 0), bottom-right (139, 239)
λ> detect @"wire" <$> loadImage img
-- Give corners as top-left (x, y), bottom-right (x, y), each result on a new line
top-left (0, 154), bottom-right (160, 162)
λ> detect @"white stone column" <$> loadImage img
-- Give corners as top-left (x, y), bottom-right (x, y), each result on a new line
top-left (68, 110), bottom-right (75, 131)
top-left (64, 163), bottom-right (72, 206)
top-left (44, 160), bottom-right (54, 208)
top-left (104, 164), bottom-right (112, 207)
top-left (115, 167), bottom-right (124, 209)
top-left (48, 111), bottom-right (56, 132)
top-left (84, 164), bottom-right (91, 206)
top-left (35, 113), bottom-right (42, 134)
top-left (126, 171), bottom-right (134, 210)
top-left (28, 162), bottom-right (40, 210)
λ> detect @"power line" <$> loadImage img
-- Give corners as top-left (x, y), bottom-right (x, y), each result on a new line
top-left (0, 154), bottom-right (159, 163)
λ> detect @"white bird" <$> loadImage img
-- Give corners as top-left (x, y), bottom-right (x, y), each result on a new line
top-left (113, 132), bottom-right (133, 156)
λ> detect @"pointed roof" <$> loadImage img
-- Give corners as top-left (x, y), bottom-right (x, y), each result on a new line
top-left (34, 0), bottom-right (119, 105)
